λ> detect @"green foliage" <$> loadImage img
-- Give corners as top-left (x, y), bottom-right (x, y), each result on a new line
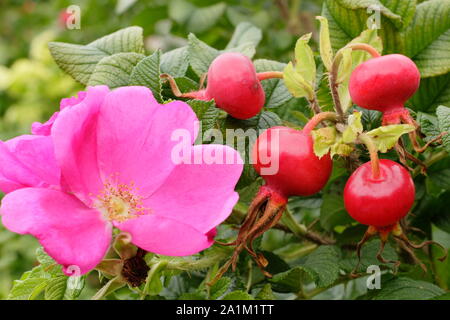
top-left (323, 0), bottom-right (450, 112)
top-left (1, 0), bottom-right (449, 301)
top-left (7, 248), bottom-right (84, 300)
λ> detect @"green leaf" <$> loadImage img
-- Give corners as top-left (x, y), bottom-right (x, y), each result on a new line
top-left (366, 124), bottom-right (415, 152)
top-left (187, 34), bottom-right (220, 77)
top-left (323, 0), bottom-right (409, 54)
top-left (293, 33), bottom-right (316, 85)
top-left (45, 276), bottom-right (68, 300)
top-left (320, 193), bottom-right (353, 231)
top-left (410, 73), bottom-right (450, 112)
top-left (370, 277), bottom-right (445, 300)
top-left (187, 99), bottom-right (219, 143)
top-left (130, 51), bottom-right (162, 102)
top-left (209, 277), bottom-right (231, 300)
top-left (330, 140), bottom-right (354, 157)
top-left (222, 290), bottom-right (254, 300)
top-left (436, 105), bottom-right (450, 153)
top-left (311, 127), bottom-right (337, 158)
top-left (316, 16), bottom-right (334, 71)
top-left (405, 0), bottom-right (450, 77)
top-left (254, 59), bottom-right (292, 109)
top-left (417, 112), bottom-right (441, 142)
top-left (336, 47), bottom-right (352, 84)
top-left (340, 239), bottom-right (398, 273)
top-left (49, 26), bottom-right (144, 84)
top-left (303, 245), bottom-right (341, 287)
top-left (431, 224), bottom-right (450, 290)
top-left (226, 22), bottom-right (263, 50)
top-left (255, 284), bottom-right (275, 300)
top-left (342, 111), bottom-right (363, 143)
top-left (271, 246), bottom-right (340, 290)
top-left (7, 275), bottom-right (48, 300)
top-left (160, 46), bottom-right (189, 78)
top-left (44, 274), bottom-right (85, 300)
top-left (433, 293), bottom-right (450, 300)
top-left (88, 52), bottom-right (145, 88)
top-left (186, 2), bottom-right (226, 34)
top-left (283, 62), bottom-right (314, 100)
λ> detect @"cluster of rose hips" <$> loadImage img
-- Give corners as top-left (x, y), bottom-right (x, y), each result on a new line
top-left (164, 52), bottom-right (446, 279)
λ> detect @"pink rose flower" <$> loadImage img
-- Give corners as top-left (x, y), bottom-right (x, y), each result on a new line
top-left (1, 86), bottom-right (243, 275)
top-left (0, 135), bottom-right (60, 193)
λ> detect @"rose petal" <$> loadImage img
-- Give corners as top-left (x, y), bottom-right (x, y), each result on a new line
top-left (146, 144), bottom-right (243, 233)
top-left (0, 135), bottom-right (59, 193)
top-left (115, 214), bottom-right (214, 256)
top-left (0, 188), bottom-right (111, 275)
top-left (52, 86), bottom-right (109, 205)
top-left (96, 86), bottom-right (198, 197)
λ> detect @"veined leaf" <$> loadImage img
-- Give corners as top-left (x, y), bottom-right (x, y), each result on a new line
top-left (226, 22), bottom-right (262, 50)
top-left (293, 33), bottom-right (316, 85)
top-left (316, 16), bottom-right (334, 71)
top-left (371, 277), bottom-right (445, 300)
top-left (312, 127), bottom-right (337, 158)
top-left (366, 124), bottom-right (415, 152)
top-left (160, 46), bottom-right (189, 78)
top-left (49, 26), bottom-right (144, 84)
top-left (88, 52), bottom-right (144, 88)
top-left (405, 0), bottom-right (450, 77)
top-left (130, 51), bottom-right (162, 102)
top-left (342, 111), bottom-right (363, 143)
top-left (283, 62), bottom-right (314, 100)
top-left (436, 105), bottom-right (450, 153)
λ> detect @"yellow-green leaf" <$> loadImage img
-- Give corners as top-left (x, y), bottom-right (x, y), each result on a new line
top-left (342, 111), bottom-right (363, 143)
top-left (316, 16), bottom-right (334, 71)
top-left (283, 62), bottom-right (314, 100)
top-left (312, 127), bottom-right (337, 158)
top-left (366, 124), bottom-right (415, 152)
top-left (293, 33), bottom-right (316, 85)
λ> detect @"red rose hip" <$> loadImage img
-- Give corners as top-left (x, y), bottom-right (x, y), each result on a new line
top-left (344, 159), bottom-right (415, 228)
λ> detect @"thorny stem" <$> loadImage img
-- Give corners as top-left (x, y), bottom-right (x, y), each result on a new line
top-left (358, 133), bottom-right (381, 179)
top-left (328, 71), bottom-right (345, 123)
top-left (146, 249), bottom-right (230, 272)
top-left (256, 71), bottom-right (284, 81)
top-left (160, 73), bottom-right (205, 99)
top-left (308, 92), bottom-right (322, 115)
top-left (302, 111), bottom-right (338, 134)
top-left (329, 43), bottom-right (380, 123)
top-left (281, 207), bottom-right (335, 245)
top-left (344, 43), bottom-right (381, 58)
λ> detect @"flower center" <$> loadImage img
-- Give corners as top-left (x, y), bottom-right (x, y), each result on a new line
top-left (96, 178), bottom-right (148, 222)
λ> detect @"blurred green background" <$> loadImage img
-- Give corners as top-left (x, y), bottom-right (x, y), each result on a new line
top-left (0, 0), bottom-right (323, 299)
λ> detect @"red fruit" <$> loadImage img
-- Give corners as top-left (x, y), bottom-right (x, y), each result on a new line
top-left (213, 125), bottom-right (333, 281)
top-left (164, 52), bottom-right (265, 119)
top-left (344, 159), bottom-right (415, 228)
top-left (349, 54), bottom-right (420, 125)
top-left (252, 126), bottom-right (333, 198)
top-left (349, 54), bottom-right (443, 155)
top-left (203, 52), bottom-right (265, 119)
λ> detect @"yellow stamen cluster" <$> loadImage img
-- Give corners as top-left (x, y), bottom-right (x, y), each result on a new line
top-left (96, 175), bottom-right (148, 222)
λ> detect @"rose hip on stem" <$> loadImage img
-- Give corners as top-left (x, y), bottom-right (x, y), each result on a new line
top-left (343, 145), bottom-right (447, 274)
top-left (212, 114), bottom-right (335, 283)
top-left (162, 52), bottom-right (283, 120)
top-left (349, 53), bottom-right (446, 154)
